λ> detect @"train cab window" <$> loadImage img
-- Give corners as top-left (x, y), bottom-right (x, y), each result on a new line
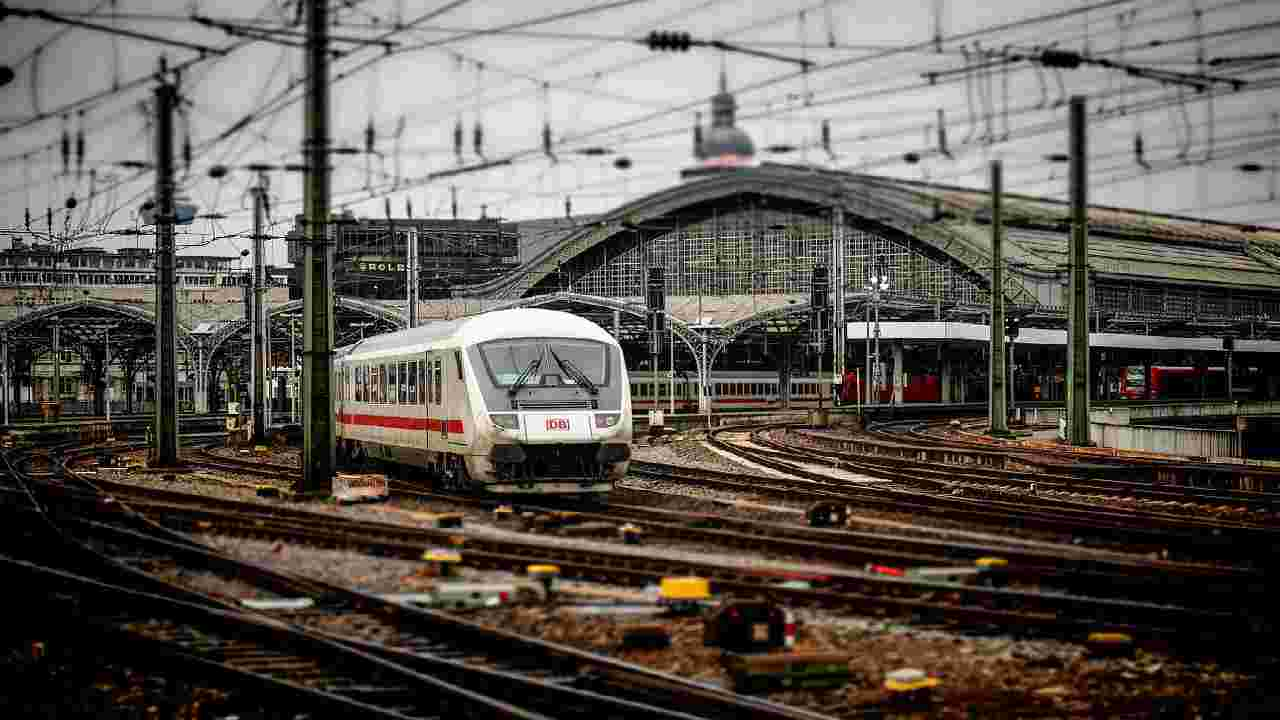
top-left (454, 350), bottom-right (463, 380)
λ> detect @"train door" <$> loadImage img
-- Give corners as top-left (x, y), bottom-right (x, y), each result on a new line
top-left (428, 350), bottom-right (446, 438)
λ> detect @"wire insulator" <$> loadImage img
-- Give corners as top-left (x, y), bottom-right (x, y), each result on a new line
top-left (693, 112), bottom-right (703, 160)
top-left (542, 122), bottom-right (556, 163)
top-left (936, 109), bottom-right (951, 158)
top-left (61, 117), bottom-right (71, 176)
top-left (75, 111), bottom-right (86, 178)
top-left (182, 134), bottom-right (192, 175)
top-left (473, 121), bottom-right (484, 159)
top-left (451, 185), bottom-right (458, 219)
top-left (1134, 133), bottom-right (1150, 170)
top-left (565, 195), bottom-right (572, 220)
top-left (453, 118), bottom-right (464, 162)
top-left (364, 119), bottom-right (376, 154)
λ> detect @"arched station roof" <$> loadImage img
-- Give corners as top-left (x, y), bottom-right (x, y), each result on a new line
top-left (480, 291), bottom-right (703, 359)
top-left (0, 298), bottom-right (194, 357)
top-left (202, 296), bottom-right (407, 359)
top-left (456, 164), bottom-right (1280, 337)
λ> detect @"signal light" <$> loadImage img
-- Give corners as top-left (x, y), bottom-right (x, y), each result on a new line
top-left (647, 31), bottom-right (692, 52)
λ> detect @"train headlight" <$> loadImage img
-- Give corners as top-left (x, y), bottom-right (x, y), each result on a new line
top-left (490, 413), bottom-right (520, 430)
top-left (594, 413), bottom-right (621, 429)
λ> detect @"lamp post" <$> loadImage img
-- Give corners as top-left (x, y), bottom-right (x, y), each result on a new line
top-left (690, 320), bottom-right (719, 428)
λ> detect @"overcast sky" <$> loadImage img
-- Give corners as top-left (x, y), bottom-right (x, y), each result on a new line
top-left (2, 0), bottom-right (1278, 269)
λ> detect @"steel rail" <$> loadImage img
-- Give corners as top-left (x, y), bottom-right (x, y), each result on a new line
top-left (5, 439), bottom-right (830, 720)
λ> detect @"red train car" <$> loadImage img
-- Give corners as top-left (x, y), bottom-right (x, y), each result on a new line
top-left (1118, 366), bottom-right (1227, 400)
top-left (838, 372), bottom-right (941, 404)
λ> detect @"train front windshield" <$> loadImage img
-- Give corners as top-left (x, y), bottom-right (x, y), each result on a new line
top-left (480, 338), bottom-right (609, 387)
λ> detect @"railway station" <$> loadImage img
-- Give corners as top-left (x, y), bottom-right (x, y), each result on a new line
top-left (3, 2), bottom-right (1280, 718)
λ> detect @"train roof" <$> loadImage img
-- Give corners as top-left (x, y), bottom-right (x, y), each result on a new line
top-left (337, 308), bottom-right (619, 361)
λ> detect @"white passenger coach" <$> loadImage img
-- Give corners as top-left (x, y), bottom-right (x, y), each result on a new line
top-left (334, 308), bottom-right (632, 497)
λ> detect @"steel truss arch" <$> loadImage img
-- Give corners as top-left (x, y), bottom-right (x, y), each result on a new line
top-left (479, 291), bottom-right (702, 360)
top-left (455, 165), bottom-right (1033, 305)
top-left (204, 296), bottom-right (408, 359)
top-left (0, 298), bottom-right (195, 355)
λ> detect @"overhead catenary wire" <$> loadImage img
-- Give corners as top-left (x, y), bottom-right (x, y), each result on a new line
top-left (12, 0), bottom-right (1280, 240)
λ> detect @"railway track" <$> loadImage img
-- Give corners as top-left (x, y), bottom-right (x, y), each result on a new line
top-left (67, 444), bottom-right (1263, 619)
top-left (34, 454), bottom-right (1270, 656)
top-left (99, 441), bottom-right (1278, 625)
top-left (619, 461), bottom-right (1265, 609)
top-left (705, 424), bottom-right (1280, 566)
top-left (2, 441), bottom-right (829, 720)
top-left (855, 418), bottom-right (1280, 510)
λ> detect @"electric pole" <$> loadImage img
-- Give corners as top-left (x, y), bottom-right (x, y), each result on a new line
top-left (251, 172), bottom-right (268, 446)
top-left (831, 205), bottom-right (846, 405)
top-left (647, 268), bottom-right (664, 426)
top-left (1067, 96), bottom-right (1091, 446)
top-left (407, 227), bottom-right (419, 328)
top-left (154, 58), bottom-right (179, 466)
top-left (988, 160), bottom-right (1009, 437)
top-left (301, 0), bottom-right (334, 494)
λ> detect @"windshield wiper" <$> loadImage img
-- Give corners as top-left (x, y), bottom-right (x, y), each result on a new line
top-left (549, 348), bottom-right (598, 395)
top-left (507, 355), bottom-right (542, 397)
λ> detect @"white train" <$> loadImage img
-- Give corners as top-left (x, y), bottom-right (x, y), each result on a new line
top-left (334, 308), bottom-right (632, 497)
top-left (628, 370), bottom-right (835, 411)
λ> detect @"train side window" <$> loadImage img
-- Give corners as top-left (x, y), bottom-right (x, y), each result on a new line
top-left (407, 361), bottom-right (416, 403)
top-left (433, 358), bottom-right (442, 404)
top-left (399, 361), bottom-right (408, 404)
top-left (392, 363), bottom-right (401, 405)
top-left (357, 366), bottom-right (365, 402)
top-left (376, 364), bottom-right (384, 403)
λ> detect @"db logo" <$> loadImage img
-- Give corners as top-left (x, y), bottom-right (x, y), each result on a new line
top-left (544, 418), bottom-right (570, 431)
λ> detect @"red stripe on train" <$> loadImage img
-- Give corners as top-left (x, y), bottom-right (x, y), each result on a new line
top-left (337, 413), bottom-right (464, 433)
